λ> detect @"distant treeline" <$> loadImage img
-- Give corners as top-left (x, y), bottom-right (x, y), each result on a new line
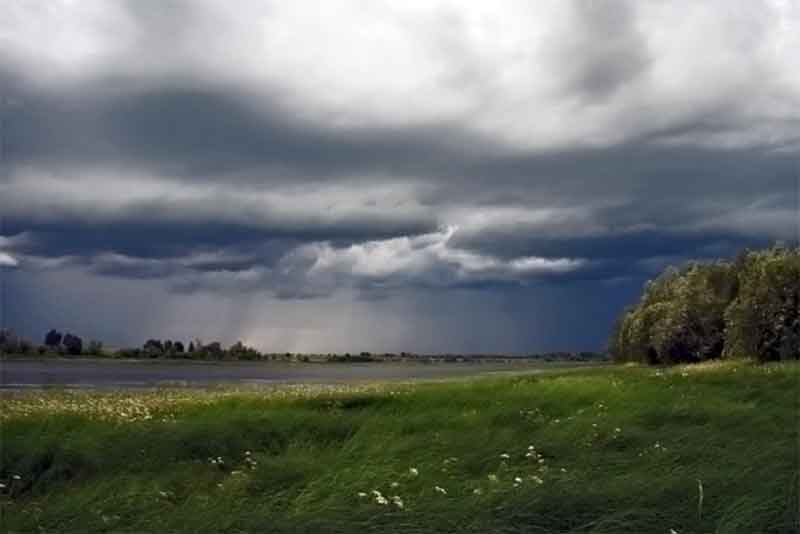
top-left (610, 246), bottom-right (799, 364)
top-left (0, 329), bottom-right (606, 363)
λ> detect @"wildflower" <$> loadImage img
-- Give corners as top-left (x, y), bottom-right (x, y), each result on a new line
top-left (357, 492), bottom-right (368, 498)
top-left (499, 453), bottom-right (510, 459)
top-left (615, 427), bottom-right (622, 433)
top-left (532, 476), bottom-right (544, 484)
top-left (669, 529), bottom-right (680, 534)
top-left (158, 491), bottom-right (169, 498)
top-left (376, 495), bottom-right (388, 505)
top-left (408, 467), bottom-right (419, 477)
top-left (560, 468), bottom-right (567, 473)
top-left (12, 475), bottom-right (21, 480)
top-left (0, 483), bottom-right (6, 489)
top-left (391, 495), bottom-right (404, 509)
top-left (473, 488), bottom-right (483, 495)
top-left (553, 419), bottom-right (561, 423)
top-left (528, 445), bottom-right (535, 450)
top-left (488, 474), bottom-right (499, 482)
top-left (434, 486), bottom-right (447, 495)
top-left (514, 477), bottom-right (523, 484)
top-left (371, 490), bottom-right (382, 497)
top-left (390, 481), bottom-right (400, 488)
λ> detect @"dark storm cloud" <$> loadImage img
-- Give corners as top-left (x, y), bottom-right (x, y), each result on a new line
top-left (2, 78), bottom-right (495, 180)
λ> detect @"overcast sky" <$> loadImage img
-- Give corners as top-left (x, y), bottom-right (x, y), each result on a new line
top-left (1, 0), bottom-right (797, 353)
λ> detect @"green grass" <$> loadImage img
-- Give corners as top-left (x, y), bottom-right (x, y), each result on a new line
top-left (1, 361), bottom-right (798, 533)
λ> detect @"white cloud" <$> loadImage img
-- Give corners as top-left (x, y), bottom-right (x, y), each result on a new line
top-left (283, 226), bottom-right (586, 292)
top-left (0, 252), bottom-right (19, 268)
top-left (3, 1), bottom-right (797, 151)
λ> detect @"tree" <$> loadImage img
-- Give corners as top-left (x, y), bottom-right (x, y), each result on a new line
top-left (44, 329), bottom-right (63, 347)
top-left (610, 246), bottom-right (799, 365)
top-left (143, 339), bottom-right (165, 358)
top-left (62, 333), bottom-right (83, 356)
top-left (723, 247), bottom-right (800, 361)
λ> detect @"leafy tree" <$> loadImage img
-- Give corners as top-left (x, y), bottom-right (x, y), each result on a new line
top-left (62, 333), bottom-right (83, 356)
top-left (610, 246), bottom-right (799, 364)
top-left (723, 247), bottom-right (800, 361)
top-left (44, 329), bottom-right (63, 347)
top-left (143, 339), bottom-right (165, 358)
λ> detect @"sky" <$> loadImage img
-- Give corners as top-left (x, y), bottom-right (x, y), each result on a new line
top-left (0, 0), bottom-right (798, 354)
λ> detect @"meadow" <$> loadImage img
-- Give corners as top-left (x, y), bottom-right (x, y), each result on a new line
top-left (1, 361), bottom-right (797, 533)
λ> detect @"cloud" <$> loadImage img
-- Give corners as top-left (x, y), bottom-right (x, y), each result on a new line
top-left (1, 0), bottom-right (797, 351)
top-left (3, 1), bottom-right (798, 151)
top-left (276, 226), bottom-right (586, 295)
top-left (0, 252), bottom-right (19, 268)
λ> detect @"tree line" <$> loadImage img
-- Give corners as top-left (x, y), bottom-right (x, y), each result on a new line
top-left (609, 246), bottom-right (799, 364)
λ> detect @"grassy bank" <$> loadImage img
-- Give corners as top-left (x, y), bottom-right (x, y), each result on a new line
top-left (1, 362), bottom-right (797, 533)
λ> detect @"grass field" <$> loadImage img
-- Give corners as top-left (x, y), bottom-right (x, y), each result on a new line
top-left (1, 361), bottom-right (798, 533)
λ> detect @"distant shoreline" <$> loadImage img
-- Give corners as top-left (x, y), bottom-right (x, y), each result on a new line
top-left (0, 353), bottom-right (609, 365)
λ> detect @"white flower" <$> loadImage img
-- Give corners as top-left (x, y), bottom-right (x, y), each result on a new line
top-left (488, 474), bottom-right (499, 482)
top-left (514, 477), bottom-right (523, 484)
top-left (390, 482), bottom-right (399, 488)
top-left (434, 486), bottom-right (447, 495)
top-left (473, 488), bottom-right (483, 495)
top-left (376, 495), bottom-right (389, 505)
top-left (532, 476), bottom-right (544, 484)
top-left (371, 490), bottom-right (382, 497)
top-left (499, 453), bottom-right (510, 459)
top-left (615, 427), bottom-right (622, 433)
top-left (408, 467), bottom-right (419, 477)
top-left (12, 475), bottom-right (21, 480)
top-left (669, 529), bottom-right (680, 534)
top-left (357, 492), bottom-right (368, 498)
top-left (0, 483), bottom-right (6, 489)
top-left (391, 495), bottom-right (404, 509)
